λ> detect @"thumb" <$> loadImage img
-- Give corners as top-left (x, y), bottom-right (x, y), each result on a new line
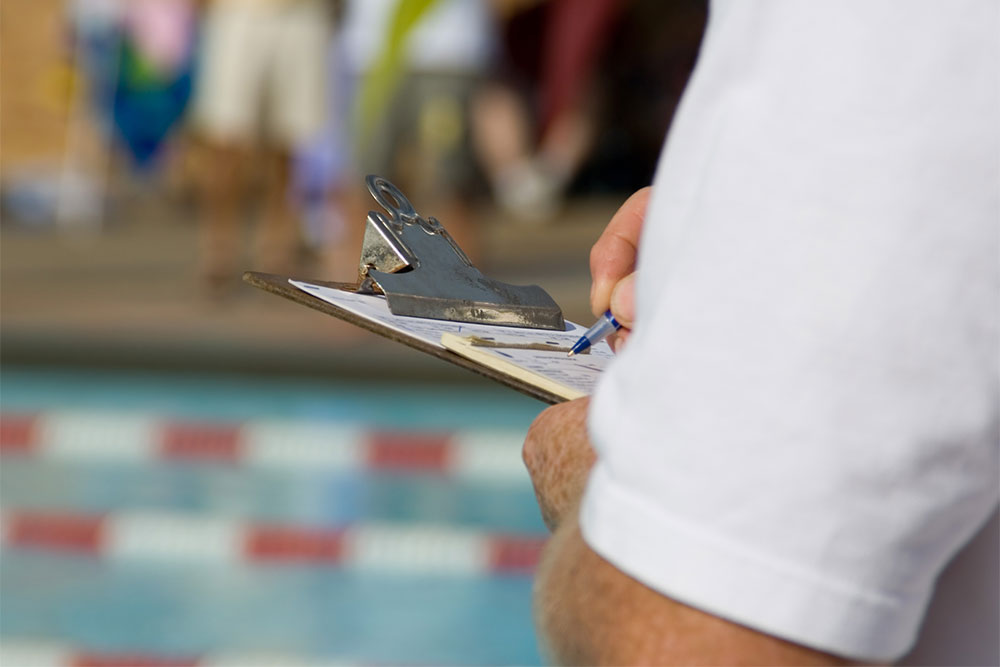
top-left (609, 272), bottom-right (636, 330)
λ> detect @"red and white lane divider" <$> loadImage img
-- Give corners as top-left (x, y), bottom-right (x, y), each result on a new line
top-left (0, 412), bottom-right (529, 483)
top-left (0, 509), bottom-right (546, 575)
top-left (0, 642), bottom-right (361, 667)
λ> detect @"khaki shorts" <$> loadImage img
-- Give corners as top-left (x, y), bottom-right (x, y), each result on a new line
top-left (194, 0), bottom-right (329, 149)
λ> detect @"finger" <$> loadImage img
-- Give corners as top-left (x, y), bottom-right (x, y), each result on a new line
top-left (590, 187), bottom-right (651, 316)
top-left (609, 272), bottom-right (636, 330)
top-left (610, 328), bottom-right (630, 353)
top-left (606, 328), bottom-right (630, 354)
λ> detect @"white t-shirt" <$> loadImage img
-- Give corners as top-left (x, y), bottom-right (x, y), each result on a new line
top-left (582, 1), bottom-right (999, 663)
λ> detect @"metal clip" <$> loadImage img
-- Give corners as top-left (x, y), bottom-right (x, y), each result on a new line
top-left (357, 175), bottom-right (565, 330)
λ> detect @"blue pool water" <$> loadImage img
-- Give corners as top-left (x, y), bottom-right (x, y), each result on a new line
top-left (0, 366), bottom-right (550, 665)
top-left (2, 551), bottom-right (539, 665)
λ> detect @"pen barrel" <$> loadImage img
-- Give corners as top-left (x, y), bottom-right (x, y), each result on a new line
top-left (569, 310), bottom-right (621, 356)
top-left (584, 313), bottom-right (620, 343)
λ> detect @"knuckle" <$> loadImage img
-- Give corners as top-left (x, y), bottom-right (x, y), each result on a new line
top-left (522, 404), bottom-right (562, 470)
top-left (589, 243), bottom-right (606, 274)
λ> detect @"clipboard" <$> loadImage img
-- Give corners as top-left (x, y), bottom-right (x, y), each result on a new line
top-left (244, 272), bottom-right (612, 405)
top-left (244, 176), bottom-right (612, 405)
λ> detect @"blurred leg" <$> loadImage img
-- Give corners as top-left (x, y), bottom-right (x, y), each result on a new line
top-left (262, 0), bottom-right (330, 275)
top-left (254, 148), bottom-right (300, 275)
top-left (322, 182), bottom-right (367, 284)
top-left (419, 75), bottom-right (482, 263)
top-left (192, 2), bottom-right (265, 293)
top-left (470, 83), bottom-right (532, 185)
top-left (470, 82), bottom-right (558, 223)
top-left (538, 92), bottom-right (597, 186)
top-left (199, 142), bottom-right (243, 293)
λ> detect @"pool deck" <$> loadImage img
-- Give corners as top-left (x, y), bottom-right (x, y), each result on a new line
top-left (2, 191), bottom-right (619, 384)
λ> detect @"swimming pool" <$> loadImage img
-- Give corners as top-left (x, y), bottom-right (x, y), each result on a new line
top-left (1, 366), bottom-right (549, 665)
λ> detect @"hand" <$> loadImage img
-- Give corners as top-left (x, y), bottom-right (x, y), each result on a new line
top-left (522, 397), bottom-right (595, 532)
top-left (522, 189), bottom-right (651, 531)
top-left (589, 187), bottom-right (650, 351)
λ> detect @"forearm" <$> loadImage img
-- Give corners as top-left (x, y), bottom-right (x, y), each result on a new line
top-left (535, 510), bottom-right (854, 666)
top-left (534, 509), bottom-right (668, 665)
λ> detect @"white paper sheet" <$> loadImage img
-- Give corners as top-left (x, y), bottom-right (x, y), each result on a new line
top-left (290, 280), bottom-right (613, 398)
top-left (439, 331), bottom-right (614, 399)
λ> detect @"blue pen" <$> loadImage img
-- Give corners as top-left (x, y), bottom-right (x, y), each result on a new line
top-left (568, 310), bottom-right (621, 357)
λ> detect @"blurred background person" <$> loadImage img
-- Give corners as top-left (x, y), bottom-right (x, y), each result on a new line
top-left (112, 0), bottom-right (197, 171)
top-left (472, 0), bottom-right (622, 224)
top-left (315, 0), bottom-right (496, 281)
top-left (193, 0), bottom-right (332, 295)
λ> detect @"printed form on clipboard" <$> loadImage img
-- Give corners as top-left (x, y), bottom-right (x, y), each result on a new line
top-left (290, 280), bottom-right (615, 401)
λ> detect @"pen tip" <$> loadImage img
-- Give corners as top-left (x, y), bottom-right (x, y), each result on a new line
top-left (567, 351), bottom-right (575, 357)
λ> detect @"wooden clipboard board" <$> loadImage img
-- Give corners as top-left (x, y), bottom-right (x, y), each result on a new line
top-left (244, 271), bottom-right (566, 405)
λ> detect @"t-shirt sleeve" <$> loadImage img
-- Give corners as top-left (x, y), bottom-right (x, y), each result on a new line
top-left (580, 1), bottom-right (999, 662)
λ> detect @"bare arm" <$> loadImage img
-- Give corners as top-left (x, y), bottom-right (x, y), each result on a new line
top-left (536, 510), bottom-right (851, 665)
top-left (524, 401), bottom-right (851, 666)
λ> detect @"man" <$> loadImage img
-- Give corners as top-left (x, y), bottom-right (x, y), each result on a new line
top-left (523, 1), bottom-right (998, 664)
